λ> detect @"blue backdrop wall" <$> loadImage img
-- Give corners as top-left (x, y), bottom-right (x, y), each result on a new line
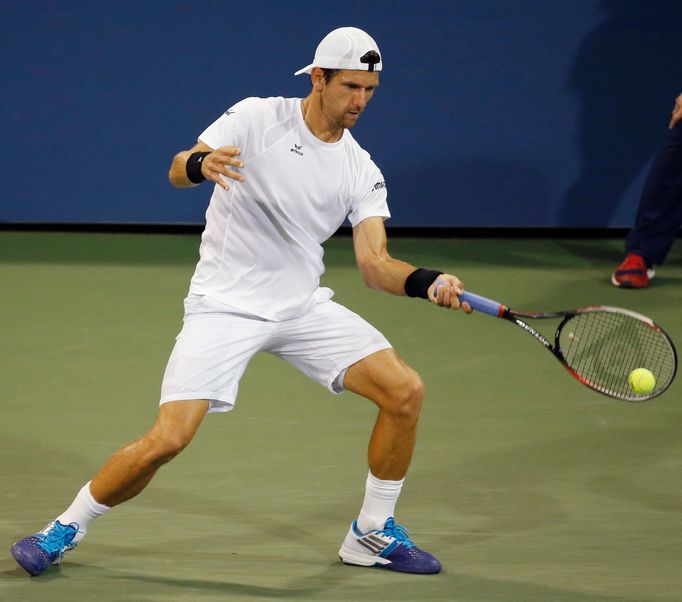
top-left (2, 0), bottom-right (681, 227)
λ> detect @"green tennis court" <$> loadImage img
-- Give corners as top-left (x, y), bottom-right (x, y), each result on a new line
top-left (1, 232), bottom-right (681, 602)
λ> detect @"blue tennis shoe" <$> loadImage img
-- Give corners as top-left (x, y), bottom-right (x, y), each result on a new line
top-left (339, 517), bottom-right (441, 574)
top-left (11, 521), bottom-right (81, 576)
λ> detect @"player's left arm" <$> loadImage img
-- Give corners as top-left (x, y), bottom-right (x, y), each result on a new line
top-left (352, 216), bottom-right (470, 311)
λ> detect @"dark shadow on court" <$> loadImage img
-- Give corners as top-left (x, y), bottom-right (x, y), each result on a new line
top-left (559, 0), bottom-right (682, 226)
top-left (86, 565), bottom-right (642, 601)
top-left (97, 571), bottom-right (331, 598)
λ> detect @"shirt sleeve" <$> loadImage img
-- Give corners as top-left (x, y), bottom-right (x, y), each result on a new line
top-left (347, 156), bottom-right (391, 227)
top-left (197, 97), bottom-right (257, 152)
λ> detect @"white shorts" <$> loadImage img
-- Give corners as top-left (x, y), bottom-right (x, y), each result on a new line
top-left (160, 294), bottom-right (392, 413)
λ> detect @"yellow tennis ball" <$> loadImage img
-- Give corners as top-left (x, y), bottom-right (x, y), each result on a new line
top-left (628, 368), bottom-right (656, 395)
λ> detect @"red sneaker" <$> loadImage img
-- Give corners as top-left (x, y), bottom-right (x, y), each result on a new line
top-left (611, 253), bottom-right (655, 288)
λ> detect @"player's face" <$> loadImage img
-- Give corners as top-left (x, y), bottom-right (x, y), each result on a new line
top-left (321, 70), bottom-right (379, 129)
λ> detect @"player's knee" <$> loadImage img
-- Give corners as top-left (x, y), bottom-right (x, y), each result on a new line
top-left (385, 370), bottom-right (424, 421)
top-left (143, 430), bottom-right (194, 466)
top-left (141, 400), bottom-right (206, 466)
top-left (406, 371), bottom-right (425, 405)
top-left (159, 434), bottom-right (192, 463)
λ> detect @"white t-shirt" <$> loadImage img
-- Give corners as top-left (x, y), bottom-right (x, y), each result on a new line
top-left (189, 96), bottom-right (390, 321)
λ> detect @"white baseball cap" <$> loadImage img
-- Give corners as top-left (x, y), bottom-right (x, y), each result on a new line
top-left (294, 27), bottom-right (382, 76)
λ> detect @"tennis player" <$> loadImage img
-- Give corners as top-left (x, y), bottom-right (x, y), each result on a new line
top-left (11, 27), bottom-right (470, 576)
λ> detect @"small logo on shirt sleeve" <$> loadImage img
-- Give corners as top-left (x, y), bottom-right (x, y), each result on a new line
top-left (372, 180), bottom-right (386, 191)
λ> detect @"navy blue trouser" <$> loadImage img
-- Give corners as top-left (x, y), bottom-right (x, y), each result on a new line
top-left (625, 122), bottom-right (682, 266)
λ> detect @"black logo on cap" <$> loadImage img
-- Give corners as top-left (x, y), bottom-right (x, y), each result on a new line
top-left (360, 50), bottom-right (381, 72)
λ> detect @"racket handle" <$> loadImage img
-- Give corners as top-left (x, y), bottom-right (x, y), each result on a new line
top-left (459, 291), bottom-right (505, 317)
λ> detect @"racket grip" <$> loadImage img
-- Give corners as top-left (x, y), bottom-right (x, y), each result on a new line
top-left (459, 291), bottom-right (505, 317)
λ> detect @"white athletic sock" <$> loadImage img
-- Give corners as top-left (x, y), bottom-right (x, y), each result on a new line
top-left (55, 481), bottom-right (111, 542)
top-left (356, 471), bottom-right (404, 534)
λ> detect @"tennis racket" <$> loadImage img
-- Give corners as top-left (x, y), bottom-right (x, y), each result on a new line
top-left (459, 291), bottom-right (678, 401)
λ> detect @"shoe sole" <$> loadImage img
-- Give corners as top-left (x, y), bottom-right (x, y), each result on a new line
top-left (338, 544), bottom-right (441, 574)
top-left (611, 273), bottom-right (640, 288)
top-left (611, 269), bottom-right (655, 288)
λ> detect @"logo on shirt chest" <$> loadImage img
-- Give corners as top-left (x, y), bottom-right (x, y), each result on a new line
top-left (290, 143), bottom-right (304, 156)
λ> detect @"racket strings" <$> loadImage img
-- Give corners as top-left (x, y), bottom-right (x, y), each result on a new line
top-left (559, 311), bottom-right (676, 400)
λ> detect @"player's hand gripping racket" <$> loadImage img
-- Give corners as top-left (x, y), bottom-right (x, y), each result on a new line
top-left (459, 291), bottom-right (678, 401)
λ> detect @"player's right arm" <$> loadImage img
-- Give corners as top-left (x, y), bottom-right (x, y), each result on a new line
top-left (168, 141), bottom-right (245, 190)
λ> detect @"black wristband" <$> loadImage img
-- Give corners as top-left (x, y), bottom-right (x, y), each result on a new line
top-left (404, 268), bottom-right (442, 299)
top-left (186, 151), bottom-right (211, 184)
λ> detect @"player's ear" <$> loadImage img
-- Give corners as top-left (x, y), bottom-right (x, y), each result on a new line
top-left (310, 67), bottom-right (326, 91)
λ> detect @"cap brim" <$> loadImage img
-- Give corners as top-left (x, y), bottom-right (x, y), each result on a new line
top-left (294, 64), bottom-right (314, 76)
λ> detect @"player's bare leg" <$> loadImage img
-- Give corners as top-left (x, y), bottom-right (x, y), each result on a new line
top-left (344, 349), bottom-right (423, 481)
top-left (90, 398), bottom-right (209, 506)
top-left (11, 399), bottom-right (209, 576)
top-left (338, 349), bottom-right (441, 574)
